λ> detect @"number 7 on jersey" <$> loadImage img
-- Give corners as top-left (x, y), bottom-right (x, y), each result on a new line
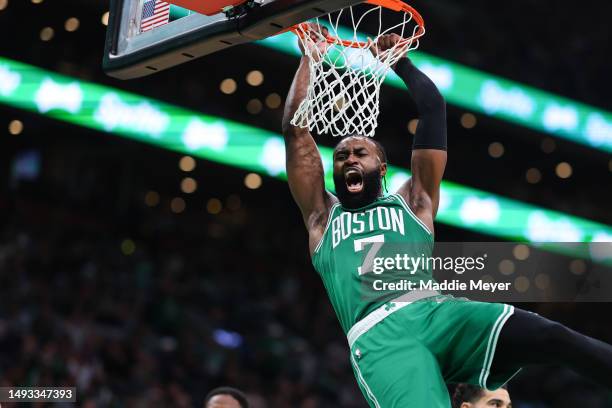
top-left (354, 234), bottom-right (385, 275)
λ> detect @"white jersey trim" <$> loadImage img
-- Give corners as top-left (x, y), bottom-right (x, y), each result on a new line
top-left (393, 193), bottom-right (433, 236)
top-left (351, 354), bottom-right (381, 408)
top-left (347, 290), bottom-right (440, 348)
top-left (313, 203), bottom-right (341, 254)
top-left (479, 304), bottom-right (522, 389)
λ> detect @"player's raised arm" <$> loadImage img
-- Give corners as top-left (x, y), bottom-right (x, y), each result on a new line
top-left (283, 26), bottom-right (337, 254)
top-left (371, 34), bottom-right (447, 234)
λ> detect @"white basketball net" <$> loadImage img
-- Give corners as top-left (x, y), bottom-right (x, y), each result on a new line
top-left (290, 4), bottom-right (424, 137)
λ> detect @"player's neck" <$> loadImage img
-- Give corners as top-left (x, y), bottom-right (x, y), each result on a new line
top-left (340, 191), bottom-right (384, 210)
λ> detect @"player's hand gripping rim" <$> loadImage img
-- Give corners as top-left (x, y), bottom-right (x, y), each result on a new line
top-left (297, 23), bottom-right (332, 63)
top-left (368, 33), bottom-right (411, 66)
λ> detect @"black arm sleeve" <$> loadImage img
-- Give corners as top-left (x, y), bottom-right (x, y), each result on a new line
top-left (393, 57), bottom-right (447, 150)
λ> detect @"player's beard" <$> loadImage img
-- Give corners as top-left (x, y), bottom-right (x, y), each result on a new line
top-left (334, 168), bottom-right (383, 209)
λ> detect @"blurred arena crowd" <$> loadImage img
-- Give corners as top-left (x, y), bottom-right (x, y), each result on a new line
top-left (0, 181), bottom-right (365, 407)
top-left (0, 171), bottom-right (611, 407)
top-left (1, 0), bottom-right (611, 407)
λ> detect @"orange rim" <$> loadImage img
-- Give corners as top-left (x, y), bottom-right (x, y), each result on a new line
top-left (289, 0), bottom-right (425, 49)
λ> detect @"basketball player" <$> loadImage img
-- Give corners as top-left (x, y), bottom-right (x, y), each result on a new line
top-left (452, 384), bottom-right (512, 408)
top-left (282, 28), bottom-right (612, 407)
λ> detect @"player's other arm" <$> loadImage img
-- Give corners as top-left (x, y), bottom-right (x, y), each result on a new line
top-left (396, 56), bottom-right (447, 233)
top-left (283, 34), bottom-right (337, 255)
top-left (375, 35), bottom-right (447, 233)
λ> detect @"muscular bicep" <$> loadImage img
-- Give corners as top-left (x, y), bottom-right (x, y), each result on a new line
top-left (397, 149), bottom-right (447, 232)
top-left (284, 128), bottom-right (336, 247)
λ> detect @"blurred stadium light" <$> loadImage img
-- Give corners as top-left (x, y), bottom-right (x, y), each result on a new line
top-left (1, 56), bottom-right (611, 249)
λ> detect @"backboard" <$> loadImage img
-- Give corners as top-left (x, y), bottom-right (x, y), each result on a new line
top-left (103, 0), bottom-right (364, 80)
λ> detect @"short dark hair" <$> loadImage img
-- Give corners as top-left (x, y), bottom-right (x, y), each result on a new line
top-left (335, 135), bottom-right (387, 163)
top-left (452, 384), bottom-right (508, 408)
top-left (205, 387), bottom-right (249, 408)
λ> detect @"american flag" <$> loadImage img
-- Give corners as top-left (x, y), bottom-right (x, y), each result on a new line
top-left (140, 0), bottom-right (170, 33)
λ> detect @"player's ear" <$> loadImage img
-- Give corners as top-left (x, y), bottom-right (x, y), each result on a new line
top-left (380, 162), bottom-right (387, 178)
top-left (460, 403), bottom-right (472, 408)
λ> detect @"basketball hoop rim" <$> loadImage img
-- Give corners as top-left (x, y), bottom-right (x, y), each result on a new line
top-left (289, 0), bottom-right (425, 49)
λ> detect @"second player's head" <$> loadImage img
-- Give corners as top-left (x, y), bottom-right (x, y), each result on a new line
top-left (333, 135), bottom-right (387, 209)
top-left (204, 387), bottom-right (249, 408)
top-left (452, 384), bottom-right (511, 408)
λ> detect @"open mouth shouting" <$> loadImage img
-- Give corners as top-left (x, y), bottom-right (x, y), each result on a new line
top-left (345, 167), bottom-right (364, 194)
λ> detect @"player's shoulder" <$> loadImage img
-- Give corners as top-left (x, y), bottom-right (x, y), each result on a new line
top-left (389, 189), bottom-right (435, 237)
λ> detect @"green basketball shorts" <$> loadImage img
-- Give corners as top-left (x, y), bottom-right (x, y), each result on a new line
top-left (347, 294), bottom-right (521, 408)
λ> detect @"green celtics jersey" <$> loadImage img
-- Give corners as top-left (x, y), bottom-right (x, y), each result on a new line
top-left (312, 193), bottom-right (434, 334)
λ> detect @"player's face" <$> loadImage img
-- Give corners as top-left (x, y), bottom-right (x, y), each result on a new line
top-left (206, 394), bottom-right (242, 408)
top-left (333, 137), bottom-right (386, 209)
top-left (462, 388), bottom-right (512, 408)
